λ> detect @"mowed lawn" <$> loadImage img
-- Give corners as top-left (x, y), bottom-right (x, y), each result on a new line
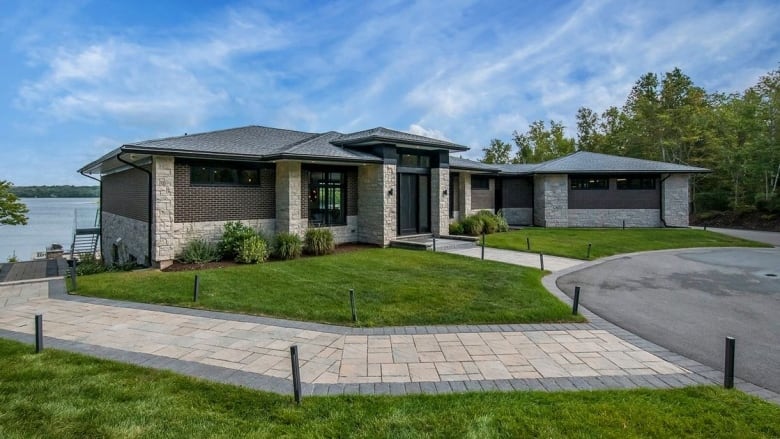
top-left (1, 339), bottom-right (778, 438)
top-left (73, 248), bottom-right (582, 326)
top-left (485, 228), bottom-right (768, 260)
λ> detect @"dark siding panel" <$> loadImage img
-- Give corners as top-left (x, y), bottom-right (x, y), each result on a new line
top-left (501, 177), bottom-right (533, 208)
top-left (174, 161), bottom-right (275, 222)
top-left (102, 168), bottom-right (149, 221)
top-left (471, 177), bottom-right (495, 210)
top-left (568, 176), bottom-right (660, 209)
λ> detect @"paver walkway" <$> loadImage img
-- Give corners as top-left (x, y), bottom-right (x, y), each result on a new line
top-left (442, 246), bottom-right (582, 272)
top-left (0, 278), bottom-right (736, 398)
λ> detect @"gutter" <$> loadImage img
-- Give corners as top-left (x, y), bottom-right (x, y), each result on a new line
top-left (117, 151), bottom-right (153, 267)
top-left (659, 173), bottom-right (670, 227)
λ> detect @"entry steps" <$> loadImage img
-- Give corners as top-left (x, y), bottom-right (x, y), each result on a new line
top-left (389, 234), bottom-right (478, 251)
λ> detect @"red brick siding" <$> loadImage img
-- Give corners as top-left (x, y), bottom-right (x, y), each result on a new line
top-left (102, 167), bottom-right (149, 222)
top-left (174, 161), bottom-right (275, 222)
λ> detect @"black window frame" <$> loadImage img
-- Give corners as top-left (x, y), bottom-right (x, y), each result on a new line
top-left (570, 176), bottom-right (609, 190)
top-left (308, 169), bottom-right (347, 227)
top-left (616, 176), bottom-right (656, 190)
top-left (471, 175), bottom-right (490, 190)
top-left (190, 163), bottom-right (261, 186)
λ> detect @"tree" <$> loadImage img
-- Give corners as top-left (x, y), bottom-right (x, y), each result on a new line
top-left (0, 180), bottom-right (28, 225)
top-left (480, 138), bottom-right (513, 164)
top-left (513, 120), bottom-right (575, 163)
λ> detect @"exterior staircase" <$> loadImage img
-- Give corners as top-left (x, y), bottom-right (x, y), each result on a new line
top-left (69, 207), bottom-right (100, 260)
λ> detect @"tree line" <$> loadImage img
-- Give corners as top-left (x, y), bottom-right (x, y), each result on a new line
top-left (482, 67), bottom-right (780, 213)
top-left (10, 185), bottom-right (99, 198)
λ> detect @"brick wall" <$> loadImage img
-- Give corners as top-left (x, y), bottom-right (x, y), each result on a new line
top-left (174, 161), bottom-right (275, 222)
top-left (102, 167), bottom-right (149, 221)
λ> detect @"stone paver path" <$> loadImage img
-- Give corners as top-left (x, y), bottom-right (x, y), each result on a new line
top-left (442, 246), bottom-right (582, 272)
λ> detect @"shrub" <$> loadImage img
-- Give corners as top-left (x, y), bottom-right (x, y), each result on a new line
top-left (304, 228), bottom-right (335, 256)
top-left (475, 210), bottom-right (499, 234)
top-left (274, 232), bottom-right (303, 260)
top-left (495, 210), bottom-right (510, 232)
top-left (75, 254), bottom-right (108, 276)
top-left (235, 235), bottom-right (270, 264)
top-left (179, 239), bottom-right (221, 264)
top-left (448, 221), bottom-right (464, 235)
top-left (461, 215), bottom-right (484, 236)
top-left (219, 222), bottom-right (257, 259)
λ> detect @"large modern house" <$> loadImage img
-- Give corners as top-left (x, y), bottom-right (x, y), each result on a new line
top-left (79, 125), bottom-right (707, 268)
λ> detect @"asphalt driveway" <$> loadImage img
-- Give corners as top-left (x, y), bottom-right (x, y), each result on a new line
top-left (557, 247), bottom-right (780, 393)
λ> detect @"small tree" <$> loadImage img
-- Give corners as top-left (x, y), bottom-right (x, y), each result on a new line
top-left (0, 180), bottom-right (28, 225)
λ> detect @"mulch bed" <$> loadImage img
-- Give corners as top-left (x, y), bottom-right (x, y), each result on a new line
top-left (162, 243), bottom-right (379, 272)
top-left (691, 210), bottom-right (780, 232)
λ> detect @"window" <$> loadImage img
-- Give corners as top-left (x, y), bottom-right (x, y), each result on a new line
top-left (617, 176), bottom-right (656, 190)
top-left (398, 153), bottom-right (431, 168)
top-left (309, 171), bottom-right (346, 226)
top-left (191, 165), bottom-right (259, 185)
top-left (472, 176), bottom-right (490, 190)
top-left (570, 176), bottom-right (609, 190)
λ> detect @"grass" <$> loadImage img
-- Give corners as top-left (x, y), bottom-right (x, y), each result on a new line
top-left (485, 228), bottom-right (769, 260)
top-left (72, 248), bottom-right (583, 326)
top-left (1, 338), bottom-right (779, 438)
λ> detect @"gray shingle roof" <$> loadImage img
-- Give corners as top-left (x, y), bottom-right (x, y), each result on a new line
top-left (448, 156), bottom-right (500, 172)
top-left (332, 127), bottom-right (469, 151)
top-left (530, 151), bottom-right (709, 174)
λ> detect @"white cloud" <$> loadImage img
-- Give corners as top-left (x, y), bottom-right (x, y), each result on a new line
top-left (407, 124), bottom-right (451, 141)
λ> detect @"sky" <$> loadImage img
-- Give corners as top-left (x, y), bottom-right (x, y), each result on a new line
top-left (0, 0), bottom-right (778, 185)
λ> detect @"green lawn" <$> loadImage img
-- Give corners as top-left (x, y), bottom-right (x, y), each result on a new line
top-left (485, 228), bottom-right (769, 260)
top-left (1, 339), bottom-right (778, 438)
top-left (72, 248), bottom-right (583, 326)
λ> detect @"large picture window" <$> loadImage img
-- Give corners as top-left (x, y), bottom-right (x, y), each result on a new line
top-left (570, 176), bottom-right (609, 190)
top-left (191, 164), bottom-right (259, 186)
top-left (472, 176), bottom-right (490, 190)
top-left (309, 171), bottom-right (345, 226)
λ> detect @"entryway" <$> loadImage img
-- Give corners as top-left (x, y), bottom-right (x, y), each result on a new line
top-left (397, 173), bottom-right (430, 235)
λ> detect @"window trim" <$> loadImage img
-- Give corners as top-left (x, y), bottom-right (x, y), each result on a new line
top-left (308, 169), bottom-right (347, 227)
top-left (570, 176), bottom-right (609, 190)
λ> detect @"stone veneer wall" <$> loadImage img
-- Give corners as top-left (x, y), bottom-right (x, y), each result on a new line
top-left (358, 163), bottom-right (396, 245)
top-left (458, 173), bottom-right (471, 219)
top-left (172, 219), bottom-right (276, 258)
top-left (431, 168), bottom-right (449, 236)
top-left (152, 156), bottom-right (176, 267)
top-left (502, 208), bottom-right (533, 225)
top-left (533, 174), bottom-right (568, 227)
top-left (276, 161), bottom-right (304, 237)
top-left (102, 212), bottom-right (148, 266)
top-left (323, 216), bottom-right (358, 244)
top-left (568, 209), bottom-right (661, 227)
top-left (662, 174), bottom-right (690, 227)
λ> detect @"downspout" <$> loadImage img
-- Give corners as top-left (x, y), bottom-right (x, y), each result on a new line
top-left (117, 152), bottom-right (153, 267)
top-left (659, 173), bottom-right (671, 227)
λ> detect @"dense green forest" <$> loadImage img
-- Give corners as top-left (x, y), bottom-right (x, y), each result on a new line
top-left (11, 185), bottom-right (99, 198)
top-left (482, 67), bottom-right (780, 215)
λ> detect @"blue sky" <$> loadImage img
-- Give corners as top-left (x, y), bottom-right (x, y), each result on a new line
top-left (0, 0), bottom-right (778, 185)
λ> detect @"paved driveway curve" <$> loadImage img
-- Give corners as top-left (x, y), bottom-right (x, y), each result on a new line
top-left (557, 247), bottom-right (780, 393)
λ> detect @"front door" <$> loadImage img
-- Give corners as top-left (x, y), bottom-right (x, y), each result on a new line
top-left (398, 173), bottom-right (430, 235)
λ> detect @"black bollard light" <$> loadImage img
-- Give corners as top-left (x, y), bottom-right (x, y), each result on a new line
top-left (481, 232), bottom-right (485, 260)
top-left (432, 237), bottom-right (436, 252)
top-left (587, 243), bottom-right (592, 259)
top-left (526, 236), bottom-right (530, 251)
top-left (349, 289), bottom-right (357, 322)
top-left (539, 252), bottom-right (544, 271)
top-left (193, 275), bottom-right (200, 302)
top-left (572, 286), bottom-right (581, 315)
top-left (35, 314), bottom-right (43, 353)
top-left (290, 345), bottom-right (302, 404)
top-left (724, 337), bottom-right (735, 389)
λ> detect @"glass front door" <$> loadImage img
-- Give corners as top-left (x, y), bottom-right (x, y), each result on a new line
top-left (397, 173), bottom-right (430, 235)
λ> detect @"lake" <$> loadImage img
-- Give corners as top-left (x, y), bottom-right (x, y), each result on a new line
top-left (0, 198), bottom-right (99, 261)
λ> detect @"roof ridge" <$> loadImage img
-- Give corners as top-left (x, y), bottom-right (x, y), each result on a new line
top-left (126, 125), bottom-right (318, 146)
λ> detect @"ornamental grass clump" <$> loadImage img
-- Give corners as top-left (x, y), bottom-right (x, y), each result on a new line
top-left (304, 228), bottom-right (335, 256)
top-left (179, 239), bottom-right (221, 264)
top-left (274, 232), bottom-right (303, 260)
top-left (235, 235), bottom-right (270, 264)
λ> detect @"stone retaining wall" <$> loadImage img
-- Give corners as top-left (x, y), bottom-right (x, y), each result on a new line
top-left (568, 209), bottom-right (661, 227)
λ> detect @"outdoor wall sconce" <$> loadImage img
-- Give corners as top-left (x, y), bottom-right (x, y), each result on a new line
top-left (443, 189), bottom-right (448, 195)
top-left (388, 188), bottom-right (394, 196)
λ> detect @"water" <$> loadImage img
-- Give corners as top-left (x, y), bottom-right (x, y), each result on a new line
top-left (0, 198), bottom-right (99, 261)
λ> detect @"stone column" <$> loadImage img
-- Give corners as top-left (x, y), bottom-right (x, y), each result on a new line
top-left (533, 174), bottom-right (568, 227)
top-left (152, 155), bottom-right (175, 268)
top-left (431, 167), bottom-right (449, 236)
top-left (276, 161), bottom-right (303, 236)
top-left (358, 163), bottom-right (396, 246)
top-left (458, 173), bottom-right (471, 219)
top-left (663, 174), bottom-right (690, 227)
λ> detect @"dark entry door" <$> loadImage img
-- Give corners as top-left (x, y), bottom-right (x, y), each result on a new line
top-left (398, 173), bottom-right (430, 235)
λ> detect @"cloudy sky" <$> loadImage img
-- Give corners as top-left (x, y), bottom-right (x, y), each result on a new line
top-left (0, 0), bottom-right (778, 185)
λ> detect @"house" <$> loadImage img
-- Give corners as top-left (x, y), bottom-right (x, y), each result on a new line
top-left (79, 125), bottom-right (707, 268)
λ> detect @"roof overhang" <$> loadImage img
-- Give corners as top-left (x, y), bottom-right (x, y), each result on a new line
top-left (332, 137), bottom-right (469, 152)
